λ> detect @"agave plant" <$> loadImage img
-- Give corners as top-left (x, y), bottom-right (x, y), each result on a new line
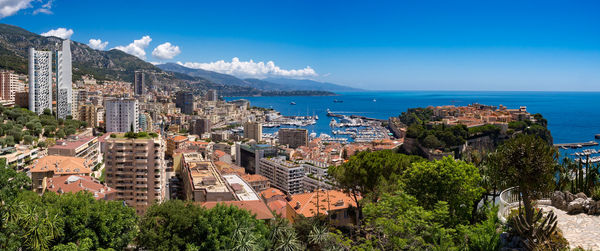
top-left (512, 209), bottom-right (558, 250)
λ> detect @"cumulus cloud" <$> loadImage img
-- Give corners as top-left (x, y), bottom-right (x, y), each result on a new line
top-left (41, 27), bottom-right (74, 39)
top-left (0, 0), bottom-right (33, 18)
top-left (0, 0), bottom-right (53, 18)
top-left (178, 57), bottom-right (318, 78)
top-left (87, 39), bottom-right (108, 50)
top-left (113, 35), bottom-right (152, 59)
top-left (152, 42), bottom-right (181, 60)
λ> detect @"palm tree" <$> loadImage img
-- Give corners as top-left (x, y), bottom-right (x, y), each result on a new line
top-left (308, 225), bottom-right (329, 247)
top-left (231, 219), bottom-right (259, 251)
top-left (20, 204), bottom-right (62, 251)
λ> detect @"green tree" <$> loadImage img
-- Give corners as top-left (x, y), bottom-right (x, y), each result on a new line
top-left (403, 157), bottom-right (484, 225)
top-left (488, 134), bottom-right (557, 224)
top-left (328, 150), bottom-right (423, 228)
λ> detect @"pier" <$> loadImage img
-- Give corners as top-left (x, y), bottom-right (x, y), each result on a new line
top-left (554, 141), bottom-right (599, 149)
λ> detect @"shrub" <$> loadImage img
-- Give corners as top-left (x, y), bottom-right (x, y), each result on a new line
top-left (592, 187), bottom-right (600, 201)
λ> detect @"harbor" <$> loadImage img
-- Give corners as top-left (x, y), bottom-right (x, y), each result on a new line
top-left (554, 141), bottom-right (599, 149)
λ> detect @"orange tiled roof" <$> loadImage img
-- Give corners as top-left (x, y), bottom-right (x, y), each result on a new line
top-left (241, 174), bottom-right (268, 183)
top-left (289, 190), bottom-right (358, 218)
top-left (214, 150), bottom-right (226, 158)
top-left (170, 135), bottom-right (188, 142)
top-left (268, 200), bottom-right (289, 218)
top-left (30, 156), bottom-right (91, 175)
top-left (46, 175), bottom-right (115, 200)
top-left (201, 200), bottom-right (274, 220)
top-left (261, 188), bottom-right (286, 200)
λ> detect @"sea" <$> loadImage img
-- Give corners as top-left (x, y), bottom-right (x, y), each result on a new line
top-left (225, 91), bottom-right (600, 157)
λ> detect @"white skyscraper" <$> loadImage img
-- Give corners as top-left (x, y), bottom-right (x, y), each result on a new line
top-left (28, 48), bottom-right (53, 115)
top-left (57, 40), bottom-right (73, 119)
top-left (105, 98), bottom-right (139, 133)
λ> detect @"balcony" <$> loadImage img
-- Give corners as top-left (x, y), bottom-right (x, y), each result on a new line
top-left (135, 178), bottom-right (148, 182)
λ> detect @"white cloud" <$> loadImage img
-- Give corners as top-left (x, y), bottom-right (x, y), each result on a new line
top-left (113, 35), bottom-right (152, 59)
top-left (178, 57), bottom-right (318, 79)
top-left (152, 42), bottom-right (180, 60)
top-left (87, 39), bottom-right (108, 50)
top-left (0, 0), bottom-right (33, 18)
top-left (33, 0), bottom-right (52, 14)
top-left (40, 27), bottom-right (73, 39)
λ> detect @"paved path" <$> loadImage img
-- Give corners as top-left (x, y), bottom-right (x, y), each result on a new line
top-left (540, 205), bottom-right (600, 250)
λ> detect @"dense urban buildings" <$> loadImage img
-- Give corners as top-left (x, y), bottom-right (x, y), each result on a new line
top-left (47, 133), bottom-right (101, 168)
top-left (104, 134), bottom-right (166, 214)
top-left (175, 91), bottom-right (194, 115)
top-left (278, 128), bottom-right (308, 148)
top-left (56, 40), bottom-right (73, 119)
top-left (105, 98), bottom-right (139, 133)
top-left (134, 70), bottom-right (145, 96)
top-left (235, 143), bottom-right (279, 174)
top-left (243, 121), bottom-right (262, 142)
top-left (28, 47), bottom-right (52, 114)
top-left (30, 155), bottom-right (92, 194)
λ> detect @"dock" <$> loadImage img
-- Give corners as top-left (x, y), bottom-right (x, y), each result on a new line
top-left (554, 141), bottom-right (599, 149)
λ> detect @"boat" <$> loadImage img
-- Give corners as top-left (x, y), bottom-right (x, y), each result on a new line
top-left (373, 99), bottom-right (376, 102)
top-left (333, 99), bottom-right (343, 103)
top-left (290, 102), bottom-right (296, 105)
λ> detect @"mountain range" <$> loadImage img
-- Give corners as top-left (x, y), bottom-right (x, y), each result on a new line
top-left (0, 23), bottom-right (359, 96)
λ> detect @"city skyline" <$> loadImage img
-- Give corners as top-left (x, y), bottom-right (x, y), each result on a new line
top-left (1, 0), bottom-right (599, 91)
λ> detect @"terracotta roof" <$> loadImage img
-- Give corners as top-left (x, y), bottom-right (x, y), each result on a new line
top-left (170, 135), bottom-right (188, 142)
top-left (46, 175), bottom-right (115, 200)
top-left (289, 190), bottom-right (358, 218)
top-left (201, 200), bottom-right (274, 220)
top-left (241, 174), bottom-right (269, 183)
top-left (214, 150), bottom-right (226, 158)
top-left (30, 156), bottom-right (91, 175)
top-left (268, 200), bottom-right (289, 218)
top-left (261, 188), bottom-right (286, 200)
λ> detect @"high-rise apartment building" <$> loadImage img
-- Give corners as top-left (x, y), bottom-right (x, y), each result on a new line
top-left (175, 91), bottom-right (194, 114)
top-left (235, 143), bottom-right (279, 174)
top-left (105, 98), bottom-right (139, 133)
top-left (205, 89), bottom-right (218, 102)
top-left (56, 40), bottom-right (73, 119)
top-left (258, 157), bottom-right (305, 195)
top-left (134, 71), bottom-right (144, 96)
top-left (0, 71), bottom-right (24, 101)
top-left (28, 48), bottom-right (52, 115)
top-left (243, 121), bottom-right (262, 142)
top-left (104, 135), bottom-right (166, 214)
top-left (190, 118), bottom-right (211, 136)
top-left (278, 128), bottom-right (308, 148)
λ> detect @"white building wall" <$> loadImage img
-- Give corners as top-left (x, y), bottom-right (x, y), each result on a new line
top-left (28, 48), bottom-right (52, 115)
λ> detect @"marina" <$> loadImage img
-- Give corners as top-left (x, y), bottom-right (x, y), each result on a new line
top-left (554, 141), bottom-right (599, 149)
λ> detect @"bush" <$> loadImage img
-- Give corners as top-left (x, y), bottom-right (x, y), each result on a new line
top-left (592, 187), bottom-right (600, 201)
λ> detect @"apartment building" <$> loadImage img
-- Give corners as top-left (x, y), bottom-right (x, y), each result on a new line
top-left (180, 152), bottom-right (235, 202)
top-left (175, 91), bottom-right (194, 115)
top-left (278, 128), bottom-right (308, 148)
top-left (258, 157), bottom-right (305, 195)
top-left (0, 71), bottom-right (25, 101)
top-left (48, 134), bottom-right (101, 167)
top-left (190, 118), bottom-right (211, 136)
top-left (56, 40), bottom-right (73, 119)
top-left (105, 97), bottom-right (139, 133)
top-left (30, 156), bottom-right (92, 194)
top-left (243, 121), bottom-right (262, 142)
top-left (104, 135), bottom-right (166, 214)
top-left (28, 48), bottom-right (52, 115)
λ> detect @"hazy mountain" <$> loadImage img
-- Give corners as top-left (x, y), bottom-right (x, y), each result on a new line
top-left (157, 63), bottom-right (360, 92)
top-left (264, 77), bottom-right (363, 92)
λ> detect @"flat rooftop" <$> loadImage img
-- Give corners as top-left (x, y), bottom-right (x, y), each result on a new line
top-left (223, 174), bottom-right (259, 201)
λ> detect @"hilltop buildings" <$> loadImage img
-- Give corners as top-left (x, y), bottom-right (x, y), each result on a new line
top-left (28, 47), bottom-right (52, 114)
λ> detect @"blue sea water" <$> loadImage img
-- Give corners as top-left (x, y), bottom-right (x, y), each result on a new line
top-left (225, 91), bottom-right (600, 145)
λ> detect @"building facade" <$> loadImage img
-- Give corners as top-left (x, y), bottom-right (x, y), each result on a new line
top-left (278, 128), bottom-right (308, 148)
top-left (28, 48), bottom-right (52, 115)
top-left (134, 71), bottom-right (144, 96)
top-left (0, 71), bottom-right (24, 101)
top-left (190, 118), bottom-right (211, 136)
top-left (205, 89), bottom-right (218, 102)
top-left (105, 98), bottom-right (139, 133)
top-left (243, 121), bottom-right (262, 142)
top-left (175, 91), bottom-right (194, 115)
top-left (104, 135), bottom-right (166, 214)
top-left (235, 143), bottom-right (279, 174)
top-left (258, 157), bottom-right (305, 195)
top-left (56, 40), bottom-right (73, 119)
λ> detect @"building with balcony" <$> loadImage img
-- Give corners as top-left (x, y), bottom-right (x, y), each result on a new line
top-left (180, 152), bottom-right (235, 202)
top-left (258, 157), bottom-right (305, 195)
top-left (48, 134), bottom-right (101, 168)
top-left (104, 134), bottom-right (166, 214)
top-left (278, 128), bottom-right (308, 148)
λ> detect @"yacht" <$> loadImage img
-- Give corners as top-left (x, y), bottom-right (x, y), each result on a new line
top-left (290, 102), bottom-right (296, 105)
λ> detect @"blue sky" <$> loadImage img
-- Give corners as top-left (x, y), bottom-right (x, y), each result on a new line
top-left (2, 0), bottom-right (600, 91)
